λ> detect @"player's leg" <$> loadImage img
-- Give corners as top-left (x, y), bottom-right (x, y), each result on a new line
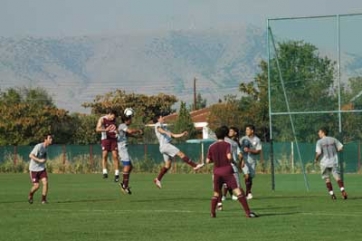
top-left (211, 175), bottom-right (222, 218)
top-left (40, 172), bottom-right (48, 204)
top-left (332, 166), bottom-right (347, 199)
top-left (101, 140), bottom-right (109, 178)
top-left (228, 175), bottom-right (257, 218)
top-left (111, 141), bottom-right (119, 182)
top-left (28, 172), bottom-right (40, 204)
top-left (154, 155), bottom-right (171, 188)
top-left (322, 167), bottom-right (336, 200)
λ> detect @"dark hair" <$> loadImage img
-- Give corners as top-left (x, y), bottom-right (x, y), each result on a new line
top-left (229, 126), bottom-right (240, 146)
top-left (121, 115), bottom-right (132, 123)
top-left (44, 133), bottom-right (53, 140)
top-left (215, 125), bottom-right (229, 140)
top-left (107, 109), bottom-right (118, 117)
top-left (220, 125), bottom-right (229, 135)
top-left (319, 127), bottom-right (329, 136)
top-left (245, 124), bottom-right (255, 131)
top-left (153, 114), bottom-right (161, 124)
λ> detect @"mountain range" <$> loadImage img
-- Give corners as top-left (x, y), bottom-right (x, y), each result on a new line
top-left (0, 24), bottom-right (267, 113)
top-left (1, 24), bottom-right (361, 113)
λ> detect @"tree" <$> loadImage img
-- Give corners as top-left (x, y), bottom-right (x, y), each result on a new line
top-left (208, 95), bottom-right (243, 131)
top-left (0, 87), bottom-right (73, 145)
top-left (172, 101), bottom-right (196, 141)
top-left (190, 93), bottom-right (207, 110)
top-left (240, 41), bottom-right (337, 142)
top-left (82, 90), bottom-right (178, 125)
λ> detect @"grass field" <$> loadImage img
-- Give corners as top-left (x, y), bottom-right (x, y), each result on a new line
top-left (0, 173), bottom-right (361, 241)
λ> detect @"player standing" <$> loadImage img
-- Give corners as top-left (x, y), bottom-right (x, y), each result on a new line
top-left (28, 134), bottom-right (53, 204)
top-left (117, 113), bottom-right (143, 194)
top-left (221, 126), bottom-right (242, 201)
top-left (206, 126), bottom-right (257, 218)
top-left (153, 113), bottom-right (204, 188)
top-left (240, 124), bottom-right (262, 200)
top-left (96, 109), bottom-right (120, 182)
top-left (314, 127), bottom-right (348, 200)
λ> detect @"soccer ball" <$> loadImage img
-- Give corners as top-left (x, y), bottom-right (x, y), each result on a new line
top-left (124, 107), bottom-right (135, 117)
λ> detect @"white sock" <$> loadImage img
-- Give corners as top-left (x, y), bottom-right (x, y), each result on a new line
top-left (329, 191), bottom-right (334, 195)
top-left (115, 170), bottom-right (120, 176)
top-left (103, 169), bottom-right (108, 174)
top-left (340, 187), bottom-right (345, 191)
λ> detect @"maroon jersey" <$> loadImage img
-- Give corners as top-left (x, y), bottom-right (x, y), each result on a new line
top-left (101, 116), bottom-right (117, 140)
top-left (207, 141), bottom-right (232, 168)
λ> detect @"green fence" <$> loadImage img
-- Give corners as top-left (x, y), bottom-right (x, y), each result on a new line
top-left (0, 141), bottom-right (360, 173)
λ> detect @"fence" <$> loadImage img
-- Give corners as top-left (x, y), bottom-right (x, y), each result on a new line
top-left (0, 141), bottom-right (360, 173)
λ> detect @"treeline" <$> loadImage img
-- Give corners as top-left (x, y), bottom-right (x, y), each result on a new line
top-left (1, 40), bottom-right (362, 146)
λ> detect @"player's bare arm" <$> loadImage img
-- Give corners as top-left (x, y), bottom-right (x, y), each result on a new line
top-left (29, 154), bottom-right (46, 163)
top-left (171, 131), bottom-right (188, 139)
top-left (206, 157), bottom-right (212, 164)
top-left (96, 118), bottom-right (107, 132)
top-left (314, 152), bottom-right (321, 163)
top-left (126, 128), bottom-right (143, 137)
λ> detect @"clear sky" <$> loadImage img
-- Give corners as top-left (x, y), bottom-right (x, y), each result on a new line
top-left (1, 0), bottom-right (362, 37)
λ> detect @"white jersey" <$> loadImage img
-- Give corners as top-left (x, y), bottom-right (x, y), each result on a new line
top-left (224, 137), bottom-right (241, 162)
top-left (155, 122), bottom-right (172, 147)
top-left (316, 136), bottom-right (343, 167)
top-left (117, 123), bottom-right (128, 148)
top-left (29, 143), bottom-right (47, 172)
top-left (240, 135), bottom-right (262, 164)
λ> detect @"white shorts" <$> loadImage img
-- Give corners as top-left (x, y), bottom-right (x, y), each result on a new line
top-left (160, 143), bottom-right (180, 162)
top-left (118, 146), bottom-right (132, 163)
top-left (321, 164), bottom-right (340, 180)
top-left (242, 161), bottom-right (256, 178)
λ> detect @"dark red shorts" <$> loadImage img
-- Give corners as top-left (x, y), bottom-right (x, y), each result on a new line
top-left (213, 166), bottom-right (237, 192)
top-left (30, 169), bottom-right (48, 183)
top-left (101, 139), bottom-right (118, 152)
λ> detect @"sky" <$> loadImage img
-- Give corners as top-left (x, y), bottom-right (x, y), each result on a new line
top-left (1, 0), bottom-right (362, 37)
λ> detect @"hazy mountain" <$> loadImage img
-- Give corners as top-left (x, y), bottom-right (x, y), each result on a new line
top-left (0, 25), bottom-right (266, 113)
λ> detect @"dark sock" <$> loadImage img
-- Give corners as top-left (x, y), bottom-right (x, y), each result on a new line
top-left (237, 193), bottom-right (251, 216)
top-left (211, 196), bottom-right (218, 217)
top-left (41, 195), bottom-right (46, 202)
top-left (228, 188), bottom-right (233, 196)
top-left (29, 192), bottom-right (34, 198)
top-left (157, 167), bottom-right (169, 181)
top-left (181, 156), bottom-right (197, 168)
top-left (245, 178), bottom-right (251, 194)
top-left (326, 182), bottom-right (333, 192)
top-left (337, 180), bottom-right (344, 189)
top-left (123, 172), bottom-right (130, 187)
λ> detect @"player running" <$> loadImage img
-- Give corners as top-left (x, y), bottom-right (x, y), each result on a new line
top-left (314, 127), bottom-right (348, 200)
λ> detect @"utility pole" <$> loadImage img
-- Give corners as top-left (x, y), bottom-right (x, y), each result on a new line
top-left (193, 77), bottom-right (197, 111)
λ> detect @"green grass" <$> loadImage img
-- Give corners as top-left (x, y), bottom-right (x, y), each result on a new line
top-left (0, 173), bottom-right (361, 241)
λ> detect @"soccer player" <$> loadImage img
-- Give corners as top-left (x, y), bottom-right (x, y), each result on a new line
top-left (28, 134), bottom-right (53, 204)
top-left (117, 114), bottom-right (143, 194)
top-left (96, 109), bottom-right (119, 181)
top-left (206, 126), bottom-right (257, 218)
top-left (240, 124), bottom-right (262, 200)
top-left (153, 113), bottom-right (204, 189)
top-left (314, 127), bottom-right (348, 200)
top-left (221, 126), bottom-right (242, 202)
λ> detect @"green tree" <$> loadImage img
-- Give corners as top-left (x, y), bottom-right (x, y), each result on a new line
top-left (172, 101), bottom-right (196, 141)
top-left (190, 93), bottom-right (207, 110)
top-left (208, 95), bottom-right (243, 131)
top-left (82, 90), bottom-right (178, 124)
top-left (240, 41), bottom-right (337, 142)
top-left (0, 87), bottom-right (73, 145)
